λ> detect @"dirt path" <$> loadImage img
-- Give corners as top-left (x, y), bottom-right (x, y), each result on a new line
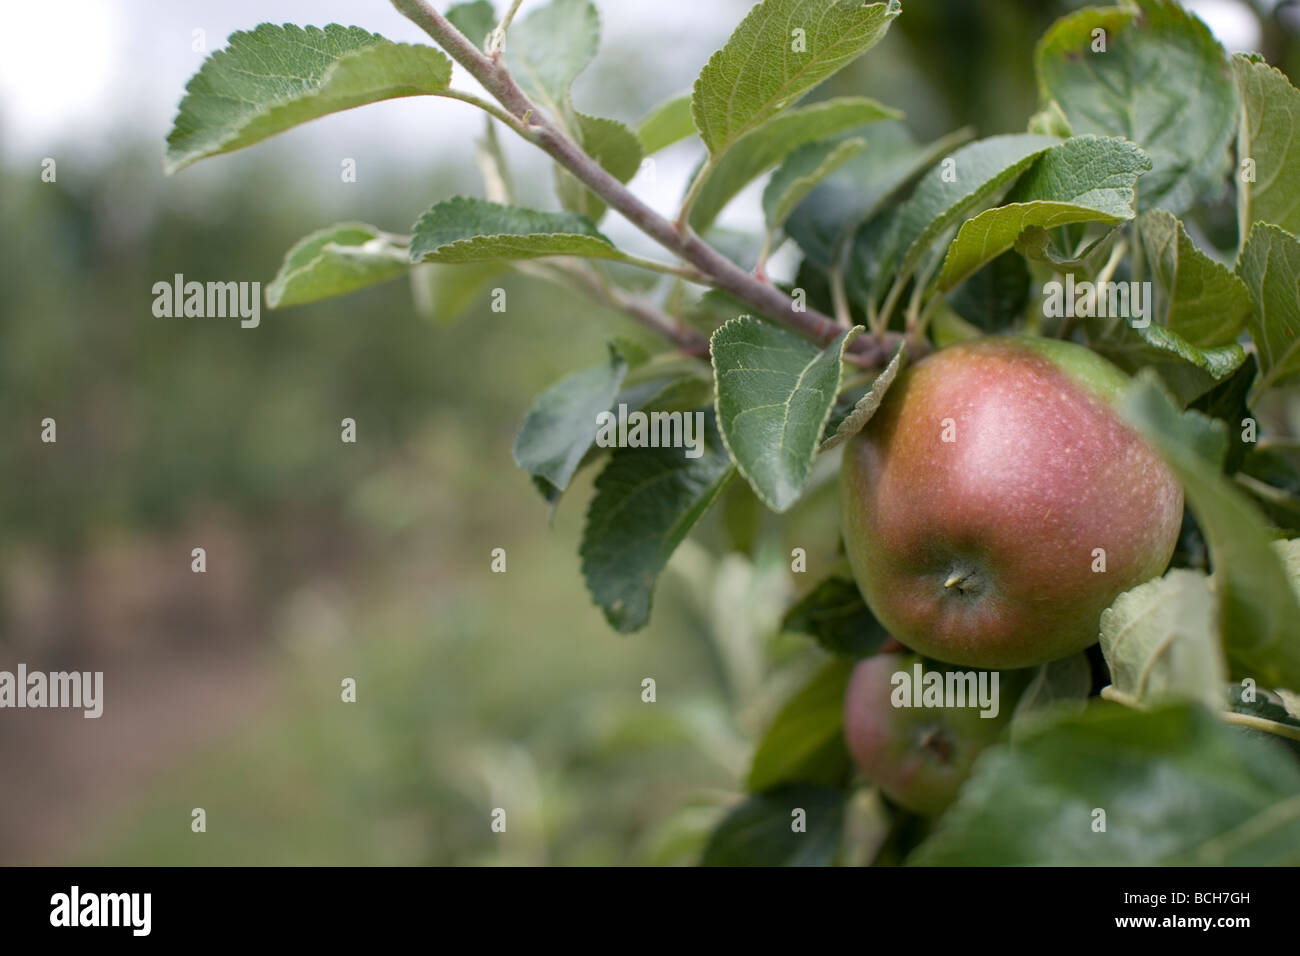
top-left (0, 641), bottom-right (276, 864)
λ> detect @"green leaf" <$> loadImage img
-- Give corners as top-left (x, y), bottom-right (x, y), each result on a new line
top-left (1008, 653), bottom-right (1093, 739)
top-left (505, 0), bottom-right (599, 117)
top-left (165, 24), bottom-right (453, 174)
top-left (934, 136), bottom-right (1148, 292)
top-left (910, 703), bottom-right (1300, 865)
top-left (608, 338), bottom-right (653, 371)
top-left (1121, 373), bottom-right (1300, 691)
top-left (690, 0), bottom-right (901, 157)
top-left (947, 250), bottom-right (1031, 333)
top-left (1283, 689), bottom-right (1300, 720)
top-left (1228, 681), bottom-right (1300, 760)
top-left (1139, 210), bottom-right (1252, 347)
top-left (447, 0), bottom-right (497, 50)
top-left (688, 97), bottom-right (899, 233)
top-left (711, 317), bottom-right (861, 512)
top-left (265, 223), bottom-right (409, 309)
top-left (1027, 99), bottom-right (1073, 138)
top-left (1237, 222), bottom-right (1300, 394)
top-left (1190, 352), bottom-right (1257, 474)
top-left (580, 415), bottom-right (733, 632)
top-left (1276, 538), bottom-right (1300, 600)
top-left (1035, 0), bottom-right (1236, 215)
top-left (747, 660), bottom-right (854, 793)
top-left (409, 261), bottom-right (504, 325)
top-left (819, 341), bottom-right (905, 451)
top-left (763, 138), bottom-right (867, 238)
top-left (1090, 322), bottom-right (1245, 406)
top-left (410, 197), bottom-right (621, 263)
top-left (608, 380), bottom-right (709, 427)
top-left (700, 784), bottom-right (847, 866)
top-left (1099, 570), bottom-right (1227, 711)
top-left (1015, 224), bottom-right (1120, 274)
top-left (780, 576), bottom-right (890, 658)
top-left (513, 345), bottom-right (628, 495)
top-left (929, 302), bottom-right (985, 348)
top-left (538, 376), bottom-right (714, 514)
top-left (636, 93), bottom-right (696, 155)
top-left (1242, 470), bottom-right (1300, 535)
top-left (1232, 680), bottom-right (1300, 723)
top-left (557, 112), bottom-right (644, 222)
top-left (786, 123), bottom-right (974, 270)
top-left (893, 133), bottom-right (1060, 279)
top-left (1241, 446), bottom-right (1300, 535)
top-left (843, 207), bottom-right (906, 310)
top-left (1235, 54), bottom-right (1300, 240)
top-left (685, 289), bottom-right (751, 333)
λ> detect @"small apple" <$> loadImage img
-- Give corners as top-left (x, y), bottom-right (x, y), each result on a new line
top-left (843, 652), bottom-right (1024, 816)
top-left (841, 336), bottom-right (1182, 669)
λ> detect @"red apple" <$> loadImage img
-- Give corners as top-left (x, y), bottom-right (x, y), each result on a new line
top-left (841, 336), bottom-right (1182, 669)
top-left (843, 652), bottom-right (1025, 816)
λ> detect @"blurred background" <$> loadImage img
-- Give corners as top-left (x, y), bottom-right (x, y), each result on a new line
top-left (0, 0), bottom-right (1292, 865)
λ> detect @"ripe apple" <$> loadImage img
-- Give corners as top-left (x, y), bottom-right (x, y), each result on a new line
top-left (840, 336), bottom-right (1182, 669)
top-left (843, 652), bottom-right (1024, 816)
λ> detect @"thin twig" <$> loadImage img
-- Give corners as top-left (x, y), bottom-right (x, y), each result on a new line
top-left (876, 273), bottom-right (907, 333)
top-left (390, 0), bottom-right (899, 368)
top-left (754, 231), bottom-right (775, 282)
top-left (907, 251), bottom-right (947, 338)
top-left (474, 117), bottom-right (514, 204)
top-left (829, 262), bottom-right (852, 330)
top-left (1094, 238), bottom-right (1128, 339)
top-left (521, 259), bottom-right (710, 356)
top-left (1235, 472), bottom-right (1298, 507)
top-left (676, 158), bottom-right (714, 231)
top-left (440, 89), bottom-right (533, 138)
top-left (1221, 710), bottom-right (1300, 742)
top-left (915, 288), bottom-right (945, 336)
top-left (615, 253), bottom-right (711, 284)
top-left (488, 0), bottom-right (526, 58)
top-left (905, 270), bottom-right (928, 335)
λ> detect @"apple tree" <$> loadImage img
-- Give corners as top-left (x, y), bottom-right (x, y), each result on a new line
top-left (167, 0), bottom-right (1300, 865)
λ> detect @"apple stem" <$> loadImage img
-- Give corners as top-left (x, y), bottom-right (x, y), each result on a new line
top-left (919, 728), bottom-right (953, 763)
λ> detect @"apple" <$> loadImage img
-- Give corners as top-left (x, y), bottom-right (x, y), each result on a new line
top-left (841, 336), bottom-right (1182, 669)
top-left (843, 652), bottom-right (1024, 816)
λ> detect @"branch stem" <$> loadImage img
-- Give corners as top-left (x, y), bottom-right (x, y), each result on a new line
top-left (525, 260), bottom-right (710, 356)
top-left (441, 89), bottom-right (533, 138)
top-left (829, 262), bottom-right (852, 329)
top-left (489, 0), bottom-right (526, 57)
top-left (1094, 238), bottom-right (1129, 339)
top-left (615, 253), bottom-right (710, 284)
top-left (1221, 710), bottom-right (1300, 742)
top-left (391, 0), bottom-right (898, 367)
top-left (1235, 472), bottom-right (1298, 506)
top-left (676, 158), bottom-right (714, 231)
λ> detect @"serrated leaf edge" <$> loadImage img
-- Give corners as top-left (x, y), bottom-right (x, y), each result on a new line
top-left (710, 316), bottom-right (862, 512)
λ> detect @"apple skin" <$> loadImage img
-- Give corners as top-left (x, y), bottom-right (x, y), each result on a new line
top-left (843, 652), bottom-right (1024, 817)
top-left (841, 336), bottom-right (1183, 669)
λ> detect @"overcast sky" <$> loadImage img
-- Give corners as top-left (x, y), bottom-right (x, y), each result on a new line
top-left (0, 0), bottom-right (764, 253)
top-left (0, 0), bottom-right (1263, 255)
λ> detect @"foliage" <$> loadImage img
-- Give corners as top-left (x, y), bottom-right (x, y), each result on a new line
top-left (162, 0), bottom-right (1300, 866)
